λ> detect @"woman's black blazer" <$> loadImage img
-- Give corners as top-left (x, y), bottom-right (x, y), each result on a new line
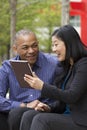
top-left (42, 57), bottom-right (87, 127)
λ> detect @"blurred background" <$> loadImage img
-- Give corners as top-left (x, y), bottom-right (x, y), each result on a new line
top-left (0, 0), bottom-right (87, 64)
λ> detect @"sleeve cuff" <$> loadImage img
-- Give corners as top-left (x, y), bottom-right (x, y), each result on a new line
top-left (11, 101), bottom-right (21, 108)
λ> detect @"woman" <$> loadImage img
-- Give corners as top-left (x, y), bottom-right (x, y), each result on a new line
top-left (24, 25), bottom-right (87, 130)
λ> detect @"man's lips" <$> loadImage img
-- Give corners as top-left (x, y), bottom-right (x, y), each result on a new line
top-left (26, 55), bottom-right (37, 59)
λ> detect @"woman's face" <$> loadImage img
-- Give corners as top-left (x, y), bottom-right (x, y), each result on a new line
top-left (52, 36), bottom-right (66, 62)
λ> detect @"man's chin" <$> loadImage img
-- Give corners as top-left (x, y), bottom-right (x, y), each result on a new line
top-left (27, 60), bottom-right (36, 65)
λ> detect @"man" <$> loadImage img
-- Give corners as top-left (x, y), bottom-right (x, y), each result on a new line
top-left (0, 29), bottom-right (63, 130)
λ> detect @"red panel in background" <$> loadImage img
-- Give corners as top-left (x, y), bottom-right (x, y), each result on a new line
top-left (70, 2), bottom-right (86, 11)
top-left (70, 1), bottom-right (87, 46)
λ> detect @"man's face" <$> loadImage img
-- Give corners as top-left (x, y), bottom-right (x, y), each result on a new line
top-left (15, 33), bottom-right (39, 66)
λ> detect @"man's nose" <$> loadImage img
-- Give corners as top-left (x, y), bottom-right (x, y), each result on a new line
top-left (27, 47), bottom-right (34, 53)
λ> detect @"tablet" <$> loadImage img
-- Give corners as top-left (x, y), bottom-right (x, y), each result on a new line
top-left (10, 60), bottom-right (33, 88)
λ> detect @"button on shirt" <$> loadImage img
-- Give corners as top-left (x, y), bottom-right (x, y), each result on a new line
top-left (0, 52), bottom-right (62, 111)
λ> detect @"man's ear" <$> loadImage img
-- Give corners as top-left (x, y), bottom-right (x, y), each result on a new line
top-left (12, 44), bottom-right (17, 56)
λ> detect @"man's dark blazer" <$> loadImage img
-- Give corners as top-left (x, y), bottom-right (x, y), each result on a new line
top-left (41, 57), bottom-right (87, 127)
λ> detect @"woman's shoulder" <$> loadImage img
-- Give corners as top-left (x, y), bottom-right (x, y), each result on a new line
top-left (74, 57), bottom-right (87, 70)
top-left (77, 57), bottom-right (87, 65)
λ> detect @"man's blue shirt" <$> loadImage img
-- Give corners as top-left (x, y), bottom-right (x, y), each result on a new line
top-left (0, 52), bottom-right (62, 111)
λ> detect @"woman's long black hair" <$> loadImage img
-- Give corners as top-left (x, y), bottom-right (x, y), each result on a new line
top-left (52, 24), bottom-right (87, 85)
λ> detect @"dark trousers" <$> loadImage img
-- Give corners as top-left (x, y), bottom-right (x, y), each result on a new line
top-left (8, 107), bottom-right (41, 130)
top-left (0, 112), bottom-right (9, 130)
top-left (30, 113), bottom-right (87, 130)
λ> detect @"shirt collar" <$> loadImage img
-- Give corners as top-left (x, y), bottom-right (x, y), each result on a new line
top-left (15, 52), bottom-right (42, 68)
top-left (34, 52), bottom-right (43, 68)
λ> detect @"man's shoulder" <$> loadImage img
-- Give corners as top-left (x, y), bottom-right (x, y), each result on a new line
top-left (39, 52), bottom-right (58, 64)
top-left (2, 56), bottom-right (18, 67)
top-left (39, 52), bottom-right (63, 75)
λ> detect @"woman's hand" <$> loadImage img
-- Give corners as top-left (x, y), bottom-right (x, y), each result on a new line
top-left (35, 102), bottom-right (51, 112)
top-left (24, 72), bottom-right (44, 90)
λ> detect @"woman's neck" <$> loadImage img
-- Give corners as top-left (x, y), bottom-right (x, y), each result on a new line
top-left (70, 58), bottom-right (74, 66)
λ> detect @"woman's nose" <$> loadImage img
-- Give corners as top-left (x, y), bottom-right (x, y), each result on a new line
top-left (52, 46), bottom-right (57, 52)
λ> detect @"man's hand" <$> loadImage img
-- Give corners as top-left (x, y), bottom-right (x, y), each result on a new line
top-left (20, 103), bottom-right (27, 107)
top-left (26, 100), bottom-right (40, 109)
top-left (20, 100), bottom-right (51, 112)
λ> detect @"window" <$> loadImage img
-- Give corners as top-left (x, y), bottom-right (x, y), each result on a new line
top-left (70, 16), bottom-right (81, 27)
